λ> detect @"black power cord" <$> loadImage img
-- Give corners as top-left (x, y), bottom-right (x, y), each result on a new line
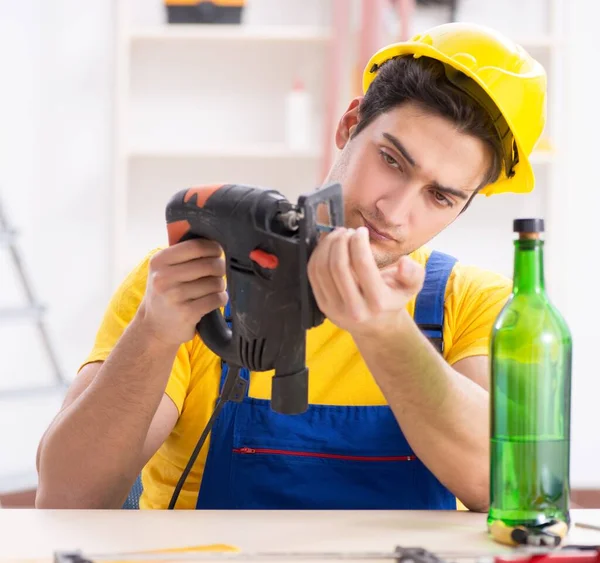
top-left (167, 364), bottom-right (248, 509)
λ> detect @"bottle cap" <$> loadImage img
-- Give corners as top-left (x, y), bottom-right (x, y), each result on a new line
top-left (513, 218), bottom-right (544, 233)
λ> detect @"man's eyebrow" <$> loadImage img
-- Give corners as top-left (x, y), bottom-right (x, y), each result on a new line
top-left (382, 132), bottom-right (471, 201)
top-left (430, 182), bottom-right (470, 201)
top-left (382, 132), bottom-right (416, 167)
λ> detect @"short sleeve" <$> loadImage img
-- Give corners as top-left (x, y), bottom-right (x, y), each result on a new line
top-left (79, 249), bottom-right (191, 414)
top-left (444, 264), bottom-right (512, 366)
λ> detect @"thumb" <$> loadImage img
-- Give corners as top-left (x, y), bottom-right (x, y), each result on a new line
top-left (395, 256), bottom-right (425, 293)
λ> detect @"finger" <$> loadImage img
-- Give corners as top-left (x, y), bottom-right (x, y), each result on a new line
top-left (380, 265), bottom-right (399, 287)
top-left (308, 228), bottom-right (341, 311)
top-left (167, 256), bottom-right (226, 282)
top-left (189, 291), bottom-right (229, 320)
top-left (161, 239), bottom-right (223, 266)
top-left (178, 276), bottom-right (226, 302)
top-left (349, 227), bottom-right (387, 309)
top-left (329, 229), bottom-right (366, 321)
top-left (309, 228), bottom-right (346, 308)
top-left (394, 256), bottom-right (425, 293)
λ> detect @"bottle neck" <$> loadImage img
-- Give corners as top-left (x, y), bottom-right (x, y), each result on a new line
top-left (513, 237), bottom-right (545, 294)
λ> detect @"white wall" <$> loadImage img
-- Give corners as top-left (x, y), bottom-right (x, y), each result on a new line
top-left (0, 0), bottom-right (598, 492)
top-left (0, 0), bottom-right (113, 488)
top-left (560, 0), bottom-right (600, 489)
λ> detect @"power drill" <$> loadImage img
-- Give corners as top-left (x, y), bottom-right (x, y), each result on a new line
top-left (165, 182), bottom-right (344, 416)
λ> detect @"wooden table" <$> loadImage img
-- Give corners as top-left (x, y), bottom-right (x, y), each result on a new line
top-left (2, 510), bottom-right (600, 562)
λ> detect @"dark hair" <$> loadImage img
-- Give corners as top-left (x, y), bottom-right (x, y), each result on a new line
top-left (354, 55), bottom-right (504, 192)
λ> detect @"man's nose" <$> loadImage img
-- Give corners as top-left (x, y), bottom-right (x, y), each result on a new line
top-left (374, 183), bottom-right (419, 225)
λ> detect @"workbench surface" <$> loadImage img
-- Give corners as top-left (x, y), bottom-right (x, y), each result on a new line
top-left (2, 509), bottom-right (600, 561)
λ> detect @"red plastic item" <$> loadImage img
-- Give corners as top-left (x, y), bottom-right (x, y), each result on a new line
top-left (496, 551), bottom-right (600, 563)
top-left (249, 249), bottom-right (279, 269)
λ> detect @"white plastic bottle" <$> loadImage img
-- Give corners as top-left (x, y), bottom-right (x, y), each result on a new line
top-left (284, 78), bottom-right (312, 151)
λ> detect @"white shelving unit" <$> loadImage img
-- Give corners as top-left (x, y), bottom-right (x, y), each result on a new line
top-left (113, 0), bottom-right (336, 285)
top-left (128, 24), bottom-right (332, 42)
top-left (114, 0), bottom-right (566, 300)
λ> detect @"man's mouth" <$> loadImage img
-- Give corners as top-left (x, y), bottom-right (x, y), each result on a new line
top-left (361, 215), bottom-right (396, 242)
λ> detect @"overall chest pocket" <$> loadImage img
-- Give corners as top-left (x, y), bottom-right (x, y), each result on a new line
top-left (229, 399), bottom-right (434, 509)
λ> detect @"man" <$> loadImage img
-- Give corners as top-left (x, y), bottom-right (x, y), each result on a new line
top-left (35, 22), bottom-right (546, 512)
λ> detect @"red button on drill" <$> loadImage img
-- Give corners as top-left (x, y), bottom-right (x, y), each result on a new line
top-left (249, 249), bottom-right (279, 269)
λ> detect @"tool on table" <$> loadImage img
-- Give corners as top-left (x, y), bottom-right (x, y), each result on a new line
top-left (489, 519), bottom-right (569, 548)
top-left (576, 524), bottom-right (600, 533)
top-left (164, 182), bottom-right (343, 508)
top-left (52, 545), bottom-right (600, 563)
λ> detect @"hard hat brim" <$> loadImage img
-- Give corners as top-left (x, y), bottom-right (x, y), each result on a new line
top-left (362, 42), bottom-right (536, 197)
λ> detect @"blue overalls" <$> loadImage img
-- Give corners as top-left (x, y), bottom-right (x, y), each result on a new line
top-left (195, 250), bottom-right (457, 510)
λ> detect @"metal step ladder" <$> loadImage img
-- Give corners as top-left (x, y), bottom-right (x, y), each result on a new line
top-left (0, 196), bottom-right (67, 398)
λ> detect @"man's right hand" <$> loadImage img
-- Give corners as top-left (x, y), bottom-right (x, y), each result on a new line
top-left (36, 244), bottom-right (220, 508)
top-left (138, 239), bottom-right (228, 346)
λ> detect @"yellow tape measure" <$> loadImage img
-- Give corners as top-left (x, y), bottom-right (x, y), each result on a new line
top-left (490, 519), bottom-right (569, 547)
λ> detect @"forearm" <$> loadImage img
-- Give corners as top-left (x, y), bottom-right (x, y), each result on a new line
top-left (353, 311), bottom-right (489, 511)
top-left (36, 309), bottom-right (180, 508)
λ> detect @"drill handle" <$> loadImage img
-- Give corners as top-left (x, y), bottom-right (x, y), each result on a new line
top-left (195, 310), bottom-right (236, 363)
top-left (165, 185), bottom-right (238, 365)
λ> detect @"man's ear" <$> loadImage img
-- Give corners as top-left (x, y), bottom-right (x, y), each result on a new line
top-left (335, 97), bottom-right (363, 149)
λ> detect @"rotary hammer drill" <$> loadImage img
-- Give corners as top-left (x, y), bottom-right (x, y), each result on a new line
top-left (165, 182), bottom-right (344, 416)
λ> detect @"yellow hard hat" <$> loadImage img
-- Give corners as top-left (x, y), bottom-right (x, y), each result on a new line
top-left (362, 22), bottom-right (547, 196)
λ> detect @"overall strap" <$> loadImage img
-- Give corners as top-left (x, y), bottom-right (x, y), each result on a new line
top-left (219, 298), bottom-right (250, 392)
top-left (414, 250), bottom-right (457, 354)
top-left (224, 299), bottom-right (232, 325)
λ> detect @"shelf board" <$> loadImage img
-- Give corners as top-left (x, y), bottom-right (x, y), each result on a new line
top-left (128, 144), bottom-right (321, 160)
top-left (129, 24), bottom-right (331, 43)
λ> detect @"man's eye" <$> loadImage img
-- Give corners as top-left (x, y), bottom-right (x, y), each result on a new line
top-left (380, 150), bottom-right (401, 170)
top-left (432, 191), bottom-right (453, 208)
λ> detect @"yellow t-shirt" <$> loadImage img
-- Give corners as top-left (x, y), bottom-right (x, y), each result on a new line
top-left (81, 246), bottom-right (511, 510)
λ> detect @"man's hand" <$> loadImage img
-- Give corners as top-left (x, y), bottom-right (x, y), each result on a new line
top-left (138, 239), bottom-right (228, 346)
top-left (35, 242), bottom-right (224, 508)
top-left (307, 226), bottom-right (424, 336)
top-left (308, 227), bottom-right (492, 511)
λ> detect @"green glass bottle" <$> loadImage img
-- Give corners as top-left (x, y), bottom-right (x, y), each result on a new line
top-left (488, 218), bottom-right (572, 530)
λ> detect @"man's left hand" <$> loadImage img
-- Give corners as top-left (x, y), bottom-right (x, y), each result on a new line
top-left (307, 226), bottom-right (425, 337)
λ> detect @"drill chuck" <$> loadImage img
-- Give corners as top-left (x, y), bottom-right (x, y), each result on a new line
top-left (275, 209), bottom-right (301, 232)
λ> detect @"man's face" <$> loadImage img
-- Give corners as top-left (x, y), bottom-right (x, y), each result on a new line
top-left (325, 99), bottom-right (493, 268)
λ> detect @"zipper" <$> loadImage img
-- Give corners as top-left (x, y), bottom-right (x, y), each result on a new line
top-left (233, 447), bottom-right (416, 462)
